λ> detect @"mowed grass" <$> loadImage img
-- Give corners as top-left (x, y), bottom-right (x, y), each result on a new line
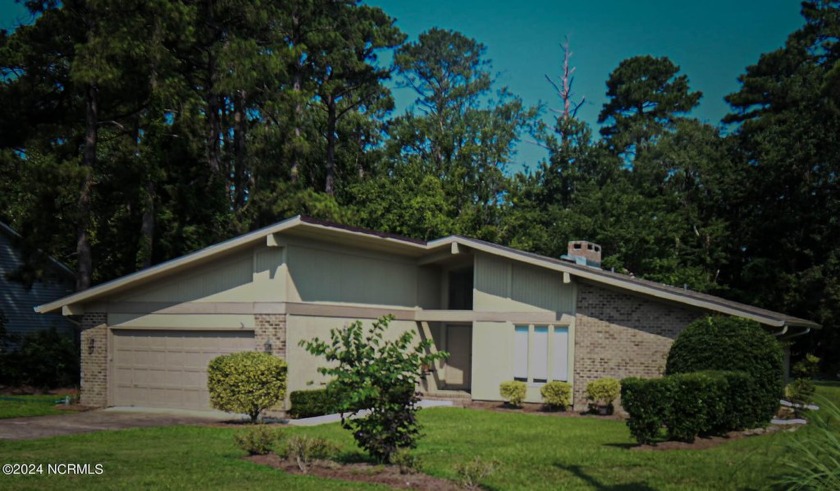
top-left (0, 394), bottom-right (72, 419)
top-left (0, 406), bottom-right (801, 491)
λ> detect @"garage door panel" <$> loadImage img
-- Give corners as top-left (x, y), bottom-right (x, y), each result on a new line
top-left (112, 330), bottom-right (255, 411)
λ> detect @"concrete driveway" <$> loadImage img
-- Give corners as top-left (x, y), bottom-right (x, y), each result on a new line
top-left (0, 408), bottom-right (240, 441)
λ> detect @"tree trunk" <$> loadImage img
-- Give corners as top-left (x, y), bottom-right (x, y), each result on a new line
top-left (137, 179), bottom-right (155, 269)
top-left (290, 14), bottom-right (302, 183)
top-left (206, 53), bottom-right (221, 175)
top-left (233, 89), bottom-right (247, 209)
top-left (77, 82), bottom-right (97, 291)
top-left (325, 96), bottom-right (337, 195)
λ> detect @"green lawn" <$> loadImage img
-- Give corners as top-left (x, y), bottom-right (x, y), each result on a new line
top-left (0, 394), bottom-right (72, 419)
top-left (0, 407), bottom-right (799, 491)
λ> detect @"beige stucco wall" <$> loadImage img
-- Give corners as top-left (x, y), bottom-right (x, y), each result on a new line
top-left (473, 253), bottom-right (576, 313)
top-left (111, 246), bottom-right (285, 304)
top-left (284, 315), bottom-right (430, 407)
top-left (285, 239), bottom-right (420, 308)
top-left (471, 318), bottom-right (576, 403)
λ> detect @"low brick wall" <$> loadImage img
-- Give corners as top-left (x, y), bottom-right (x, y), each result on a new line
top-left (573, 282), bottom-right (703, 410)
top-left (80, 312), bottom-right (108, 407)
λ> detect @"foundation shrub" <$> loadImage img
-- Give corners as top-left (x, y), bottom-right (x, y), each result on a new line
top-left (207, 351), bottom-right (287, 423)
top-left (665, 316), bottom-right (783, 425)
top-left (499, 381), bottom-right (527, 407)
top-left (540, 381), bottom-right (572, 410)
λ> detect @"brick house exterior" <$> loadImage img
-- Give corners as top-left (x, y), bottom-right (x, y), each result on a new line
top-left (36, 216), bottom-right (817, 413)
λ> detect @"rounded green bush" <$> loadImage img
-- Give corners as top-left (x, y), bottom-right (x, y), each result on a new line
top-left (499, 380), bottom-right (527, 407)
top-left (665, 316), bottom-right (783, 425)
top-left (586, 378), bottom-right (621, 406)
top-left (207, 351), bottom-right (287, 422)
top-left (540, 381), bottom-right (572, 409)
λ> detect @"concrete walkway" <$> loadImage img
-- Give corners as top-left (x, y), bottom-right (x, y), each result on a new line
top-left (0, 400), bottom-right (455, 440)
top-left (0, 409), bottom-right (234, 441)
top-left (286, 399), bottom-right (454, 426)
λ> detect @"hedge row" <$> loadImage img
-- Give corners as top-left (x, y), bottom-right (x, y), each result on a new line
top-left (621, 370), bottom-right (760, 444)
top-left (288, 389), bottom-right (336, 418)
top-left (288, 388), bottom-right (367, 418)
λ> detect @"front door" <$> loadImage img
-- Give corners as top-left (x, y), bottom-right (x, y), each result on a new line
top-left (445, 324), bottom-right (472, 390)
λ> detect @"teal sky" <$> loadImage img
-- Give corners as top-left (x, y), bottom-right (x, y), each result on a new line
top-left (1, 0), bottom-right (805, 170)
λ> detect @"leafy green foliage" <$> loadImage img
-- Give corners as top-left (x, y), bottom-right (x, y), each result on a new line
top-left (540, 381), bottom-right (572, 410)
top-left (0, 327), bottom-right (79, 389)
top-left (775, 397), bottom-right (840, 490)
top-left (786, 379), bottom-right (817, 407)
top-left (620, 377), bottom-right (671, 445)
top-left (666, 316), bottom-right (783, 424)
top-left (499, 381), bottom-right (527, 407)
top-left (623, 370), bottom-right (764, 445)
top-left (234, 425), bottom-right (284, 456)
top-left (289, 389), bottom-right (335, 419)
top-left (207, 351), bottom-right (287, 423)
top-left (586, 378), bottom-right (621, 407)
top-left (300, 315), bottom-right (447, 463)
top-left (665, 372), bottom-right (728, 442)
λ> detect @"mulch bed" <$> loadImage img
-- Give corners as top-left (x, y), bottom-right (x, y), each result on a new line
top-left (465, 400), bottom-right (625, 420)
top-left (632, 424), bottom-right (798, 451)
top-left (246, 454), bottom-right (461, 490)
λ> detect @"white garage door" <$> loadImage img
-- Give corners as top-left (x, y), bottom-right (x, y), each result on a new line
top-left (112, 330), bottom-right (255, 410)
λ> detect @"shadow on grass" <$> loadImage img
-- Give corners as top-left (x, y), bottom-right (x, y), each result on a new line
top-left (553, 464), bottom-right (656, 491)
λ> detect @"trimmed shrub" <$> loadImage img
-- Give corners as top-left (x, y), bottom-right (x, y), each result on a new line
top-left (586, 378), bottom-right (621, 408)
top-left (666, 372), bottom-right (728, 442)
top-left (500, 381), bottom-right (527, 407)
top-left (665, 316), bottom-right (784, 425)
top-left (540, 381), bottom-right (572, 410)
top-left (620, 377), bottom-right (672, 445)
top-left (207, 351), bottom-right (287, 422)
top-left (289, 388), bottom-right (365, 418)
top-left (289, 389), bottom-right (334, 418)
top-left (234, 425), bottom-right (284, 455)
top-left (715, 371), bottom-right (758, 431)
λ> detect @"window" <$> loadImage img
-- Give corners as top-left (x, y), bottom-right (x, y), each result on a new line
top-left (513, 324), bottom-right (570, 384)
top-left (532, 326), bottom-right (548, 383)
top-left (553, 327), bottom-right (569, 381)
top-left (514, 326), bottom-right (529, 381)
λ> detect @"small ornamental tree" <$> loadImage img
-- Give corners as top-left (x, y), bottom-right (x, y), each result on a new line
top-left (301, 315), bottom-right (448, 463)
top-left (207, 351), bottom-right (287, 422)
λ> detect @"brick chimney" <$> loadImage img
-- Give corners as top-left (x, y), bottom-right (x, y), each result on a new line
top-left (562, 241), bottom-right (602, 268)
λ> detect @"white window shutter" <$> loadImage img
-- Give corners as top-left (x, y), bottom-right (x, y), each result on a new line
top-left (553, 326), bottom-right (569, 381)
top-left (532, 326), bottom-right (549, 382)
top-left (514, 325), bottom-right (529, 380)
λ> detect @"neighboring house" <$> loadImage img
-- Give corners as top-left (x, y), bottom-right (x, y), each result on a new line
top-left (36, 216), bottom-right (818, 411)
top-left (1, 222), bottom-right (76, 343)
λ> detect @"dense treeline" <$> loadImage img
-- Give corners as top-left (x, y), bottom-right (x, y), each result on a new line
top-left (1, 1), bottom-right (837, 369)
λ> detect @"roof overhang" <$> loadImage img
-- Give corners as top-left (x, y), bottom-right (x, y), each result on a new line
top-left (35, 216), bottom-right (821, 331)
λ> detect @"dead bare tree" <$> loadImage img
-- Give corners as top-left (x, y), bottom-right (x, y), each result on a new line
top-left (545, 37), bottom-right (585, 124)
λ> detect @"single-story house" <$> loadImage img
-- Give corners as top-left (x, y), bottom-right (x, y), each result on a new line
top-left (35, 216), bottom-right (818, 412)
top-left (1, 222), bottom-right (76, 343)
